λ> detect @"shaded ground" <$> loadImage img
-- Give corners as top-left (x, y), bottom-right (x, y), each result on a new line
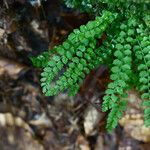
top-left (0, 0), bottom-right (150, 150)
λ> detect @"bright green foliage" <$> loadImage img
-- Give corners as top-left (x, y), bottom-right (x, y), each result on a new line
top-left (133, 25), bottom-right (150, 127)
top-left (106, 100), bottom-right (127, 132)
top-left (32, 10), bottom-right (117, 97)
top-left (31, 0), bottom-right (150, 132)
top-left (64, 0), bottom-right (97, 13)
top-left (30, 52), bottom-right (50, 68)
top-left (102, 19), bottom-right (137, 131)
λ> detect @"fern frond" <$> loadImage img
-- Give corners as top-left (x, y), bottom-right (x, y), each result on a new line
top-left (134, 25), bottom-right (150, 127)
top-left (31, 0), bottom-right (150, 132)
top-left (106, 100), bottom-right (127, 132)
top-left (101, 18), bottom-right (141, 130)
top-left (102, 20), bottom-right (135, 112)
top-left (40, 10), bottom-right (117, 96)
top-left (30, 52), bottom-right (51, 68)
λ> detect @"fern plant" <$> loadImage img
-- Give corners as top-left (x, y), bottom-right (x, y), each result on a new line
top-left (31, 10), bottom-right (117, 96)
top-left (31, 0), bottom-right (150, 132)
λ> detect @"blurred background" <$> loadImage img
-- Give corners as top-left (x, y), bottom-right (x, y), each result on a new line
top-left (0, 0), bottom-right (150, 150)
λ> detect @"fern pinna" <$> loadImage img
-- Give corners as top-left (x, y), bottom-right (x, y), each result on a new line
top-left (31, 0), bottom-right (150, 132)
top-left (31, 10), bottom-right (116, 96)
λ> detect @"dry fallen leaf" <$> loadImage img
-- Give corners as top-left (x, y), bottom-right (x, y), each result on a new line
top-left (84, 104), bottom-right (103, 136)
top-left (0, 28), bottom-right (5, 39)
top-left (119, 90), bottom-right (150, 142)
top-left (0, 113), bottom-right (44, 150)
top-left (0, 57), bottom-right (28, 78)
top-left (75, 135), bottom-right (90, 150)
top-left (29, 113), bottom-right (52, 128)
top-left (0, 113), bottom-right (33, 135)
top-left (119, 114), bottom-right (150, 142)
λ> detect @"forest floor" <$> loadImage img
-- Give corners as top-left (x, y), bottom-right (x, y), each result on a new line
top-left (0, 0), bottom-right (150, 150)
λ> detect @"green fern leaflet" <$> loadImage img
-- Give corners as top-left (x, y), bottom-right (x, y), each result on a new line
top-left (31, 0), bottom-right (150, 132)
